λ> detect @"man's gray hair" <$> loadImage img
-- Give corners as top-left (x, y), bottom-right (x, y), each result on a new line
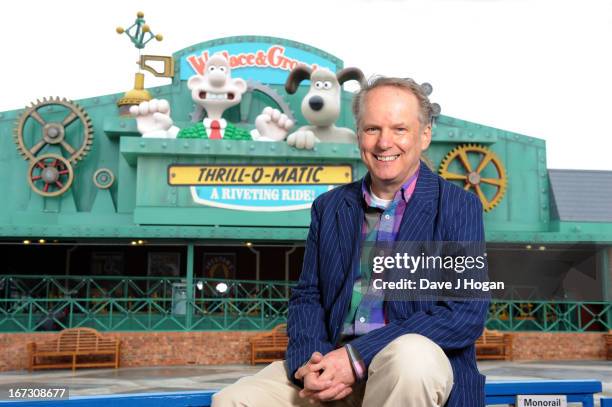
top-left (352, 76), bottom-right (433, 130)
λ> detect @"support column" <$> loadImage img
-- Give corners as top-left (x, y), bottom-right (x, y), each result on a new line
top-left (248, 246), bottom-right (261, 281)
top-left (186, 243), bottom-right (194, 329)
top-left (603, 247), bottom-right (611, 330)
top-left (603, 247), bottom-right (611, 301)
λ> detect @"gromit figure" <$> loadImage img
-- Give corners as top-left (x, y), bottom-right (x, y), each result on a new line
top-left (284, 65), bottom-right (366, 149)
top-left (130, 53), bottom-right (293, 142)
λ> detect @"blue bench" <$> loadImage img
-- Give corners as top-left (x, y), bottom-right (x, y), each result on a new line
top-left (0, 381), bottom-right (603, 407)
top-left (485, 380), bottom-right (602, 407)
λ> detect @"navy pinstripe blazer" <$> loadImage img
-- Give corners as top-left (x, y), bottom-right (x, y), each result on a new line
top-left (286, 161), bottom-right (489, 406)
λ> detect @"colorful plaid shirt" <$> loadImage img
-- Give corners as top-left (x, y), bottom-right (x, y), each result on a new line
top-left (340, 170), bottom-right (419, 341)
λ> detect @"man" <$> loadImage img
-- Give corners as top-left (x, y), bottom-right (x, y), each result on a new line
top-left (212, 77), bottom-right (488, 406)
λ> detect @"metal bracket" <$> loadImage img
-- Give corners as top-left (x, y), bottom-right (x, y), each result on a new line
top-left (139, 55), bottom-right (175, 78)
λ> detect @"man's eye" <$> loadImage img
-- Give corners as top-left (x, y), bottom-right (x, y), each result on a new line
top-left (364, 127), bottom-right (378, 134)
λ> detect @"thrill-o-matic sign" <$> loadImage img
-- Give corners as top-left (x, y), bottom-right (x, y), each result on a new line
top-left (169, 164), bottom-right (352, 211)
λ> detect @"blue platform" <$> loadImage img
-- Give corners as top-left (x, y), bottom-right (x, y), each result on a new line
top-left (0, 380), bottom-right (604, 406)
top-left (0, 391), bottom-right (214, 407)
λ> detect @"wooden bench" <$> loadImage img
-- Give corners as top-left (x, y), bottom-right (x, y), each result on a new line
top-left (606, 332), bottom-right (612, 360)
top-left (249, 323), bottom-right (288, 365)
top-left (476, 329), bottom-right (513, 360)
top-left (27, 327), bottom-right (120, 371)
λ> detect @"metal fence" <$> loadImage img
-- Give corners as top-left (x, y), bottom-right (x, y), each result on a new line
top-left (0, 275), bottom-right (610, 333)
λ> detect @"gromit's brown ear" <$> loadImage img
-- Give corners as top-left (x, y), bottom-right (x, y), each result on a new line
top-left (285, 65), bottom-right (312, 94)
top-left (336, 67), bottom-right (366, 87)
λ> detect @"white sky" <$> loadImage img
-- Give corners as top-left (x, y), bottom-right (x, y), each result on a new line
top-left (1, 0), bottom-right (611, 170)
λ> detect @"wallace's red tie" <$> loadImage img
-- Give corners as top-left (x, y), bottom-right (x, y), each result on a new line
top-left (209, 120), bottom-right (222, 139)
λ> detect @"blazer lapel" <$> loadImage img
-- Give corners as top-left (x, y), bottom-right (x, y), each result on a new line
top-left (331, 183), bottom-right (363, 343)
top-left (397, 161), bottom-right (439, 242)
top-left (336, 182), bottom-right (363, 281)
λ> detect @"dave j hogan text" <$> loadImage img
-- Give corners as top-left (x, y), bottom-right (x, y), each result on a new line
top-left (372, 278), bottom-right (504, 292)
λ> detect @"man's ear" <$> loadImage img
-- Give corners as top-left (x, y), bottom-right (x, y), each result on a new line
top-left (421, 124), bottom-right (432, 151)
top-left (233, 78), bottom-right (247, 95)
top-left (187, 75), bottom-right (204, 90)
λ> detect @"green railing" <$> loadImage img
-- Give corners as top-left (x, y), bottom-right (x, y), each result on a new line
top-left (486, 301), bottom-right (611, 332)
top-left (0, 275), bottom-right (292, 332)
top-left (0, 275), bottom-right (292, 302)
top-left (0, 298), bottom-right (288, 332)
top-left (0, 275), bottom-right (610, 333)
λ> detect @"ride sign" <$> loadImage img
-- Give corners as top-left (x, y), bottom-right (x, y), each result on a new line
top-left (168, 164), bottom-right (352, 212)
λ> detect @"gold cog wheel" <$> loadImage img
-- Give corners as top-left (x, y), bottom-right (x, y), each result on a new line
top-left (27, 154), bottom-right (74, 197)
top-left (439, 144), bottom-right (507, 211)
top-left (14, 97), bottom-right (93, 164)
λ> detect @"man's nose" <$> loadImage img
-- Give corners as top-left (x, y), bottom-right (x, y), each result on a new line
top-left (209, 71), bottom-right (226, 87)
top-left (376, 129), bottom-right (393, 149)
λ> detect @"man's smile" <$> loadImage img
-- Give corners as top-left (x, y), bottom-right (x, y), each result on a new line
top-left (375, 154), bottom-right (401, 162)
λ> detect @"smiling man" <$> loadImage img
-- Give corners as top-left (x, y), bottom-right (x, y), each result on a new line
top-left (356, 78), bottom-right (431, 199)
top-left (212, 77), bottom-right (489, 407)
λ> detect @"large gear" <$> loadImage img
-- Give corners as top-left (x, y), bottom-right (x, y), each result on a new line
top-left (439, 144), bottom-right (507, 211)
top-left (27, 154), bottom-right (74, 197)
top-left (14, 97), bottom-right (93, 164)
top-left (245, 80), bottom-right (294, 122)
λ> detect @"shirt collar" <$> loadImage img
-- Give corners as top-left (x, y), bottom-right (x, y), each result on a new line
top-left (361, 168), bottom-right (419, 209)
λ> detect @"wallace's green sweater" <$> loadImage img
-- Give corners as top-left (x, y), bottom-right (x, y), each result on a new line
top-left (177, 123), bottom-right (252, 140)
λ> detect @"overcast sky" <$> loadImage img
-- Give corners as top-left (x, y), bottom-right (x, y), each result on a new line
top-left (1, 0), bottom-right (611, 170)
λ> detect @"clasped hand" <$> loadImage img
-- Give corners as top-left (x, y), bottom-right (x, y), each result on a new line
top-left (294, 347), bottom-right (356, 403)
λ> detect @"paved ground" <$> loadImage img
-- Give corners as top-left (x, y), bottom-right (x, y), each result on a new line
top-left (0, 361), bottom-right (610, 402)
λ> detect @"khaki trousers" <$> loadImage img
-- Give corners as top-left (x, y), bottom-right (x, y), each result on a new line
top-left (212, 334), bottom-right (454, 407)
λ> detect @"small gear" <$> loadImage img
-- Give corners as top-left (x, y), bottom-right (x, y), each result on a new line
top-left (439, 144), bottom-right (507, 211)
top-left (93, 168), bottom-right (115, 189)
top-left (14, 97), bottom-right (93, 164)
top-left (27, 154), bottom-right (74, 197)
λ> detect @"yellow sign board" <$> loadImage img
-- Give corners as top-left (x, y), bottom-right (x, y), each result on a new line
top-left (168, 165), bottom-right (352, 186)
